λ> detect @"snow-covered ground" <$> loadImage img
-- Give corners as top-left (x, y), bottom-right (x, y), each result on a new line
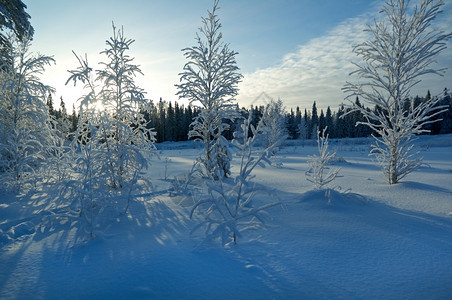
top-left (1, 135), bottom-right (451, 299)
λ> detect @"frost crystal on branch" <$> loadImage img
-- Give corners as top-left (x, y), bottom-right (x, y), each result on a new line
top-left (343, 0), bottom-right (451, 184)
top-left (176, 0), bottom-right (242, 179)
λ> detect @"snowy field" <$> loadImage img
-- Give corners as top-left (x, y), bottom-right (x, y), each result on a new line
top-left (1, 135), bottom-right (452, 299)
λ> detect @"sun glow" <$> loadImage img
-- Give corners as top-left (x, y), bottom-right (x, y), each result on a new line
top-left (94, 100), bottom-right (104, 112)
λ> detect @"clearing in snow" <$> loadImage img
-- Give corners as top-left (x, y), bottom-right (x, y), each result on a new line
top-left (0, 135), bottom-right (451, 299)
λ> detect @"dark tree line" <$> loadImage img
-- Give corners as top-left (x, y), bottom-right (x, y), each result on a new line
top-left (46, 93), bottom-right (78, 133)
top-left (419, 90), bottom-right (452, 135)
top-left (284, 89), bottom-right (452, 140)
top-left (48, 89), bottom-right (452, 143)
top-left (141, 98), bottom-right (200, 143)
top-left (284, 98), bottom-right (373, 140)
top-left (47, 96), bottom-right (201, 143)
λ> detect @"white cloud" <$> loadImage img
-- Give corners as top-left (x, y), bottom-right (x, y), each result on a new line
top-left (237, 2), bottom-right (452, 111)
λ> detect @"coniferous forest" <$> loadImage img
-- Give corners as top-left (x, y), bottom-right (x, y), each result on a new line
top-left (50, 89), bottom-right (452, 143)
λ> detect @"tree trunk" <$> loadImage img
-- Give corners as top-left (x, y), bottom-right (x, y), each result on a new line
top-left (389, 146), bottom-right (398, 184)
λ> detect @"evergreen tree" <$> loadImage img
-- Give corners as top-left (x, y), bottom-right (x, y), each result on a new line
top-left (59, 96), bottom-right (67, 117)
top-left (325, 106), bottom-right (333, 136)
top-left (166, 101), bottom-right (176, 141)
top-left (318, 109), bottom-right (325, 133)
top-left (71, 103), bottom-right (78, 133)
top-left (250, 105), bottom-right (264, 130)
top-left (174, 102), bottom-right (184, 141)
top-left (310, 101), bottom-right (318, 138)
top-left (185, 105), bottom-right (194, 140)
top-left (295, 106), bottom-right (302, 139)
top-left (287, 108), bottom-right (296, 139)
top-left (353, 97), bottom-right (367, 137)
top-left (334, 105), bottom-right (346, 138)
top-left (438, 89), bottom-right (452, 134)
top-left (157, 98), bottom-right (166, 142)
top-left (46, 93), bottom-right (55, 116)
top-left (303, 108), bottom-right (310, 139)
top-left (142, 99), bottom-right (159, 140)
top-left (426, 90), bottom-right (431, 102)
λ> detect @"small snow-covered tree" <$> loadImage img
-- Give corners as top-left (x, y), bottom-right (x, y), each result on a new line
top-left (343, 0), bottom-right (451, 184)
top-left (176, 0), bottom-right (242, 179)
top-left (66, 24), bottom-right (156, 234)
top-left (44, 96), bottom-right (73, 183)
top-left (67, 52), bottom-right (112, 236)
top-left (67, 24), bottom-right (155, 189)
top-left (96, 23), bottom-right (156, 189)
top-left (190, 110), bottom-right (283, 246)
top-left (45, 118), bottom-right (71, 183)
top-left (258, 98), bottom-right (288, 151)
top-left (0, 32), bottom-right (55, 190)
top-left (306, 128), bottom-right (340, 190)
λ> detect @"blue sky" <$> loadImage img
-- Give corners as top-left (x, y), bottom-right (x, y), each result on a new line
top-left (27, 0), bottom-right (452, 111)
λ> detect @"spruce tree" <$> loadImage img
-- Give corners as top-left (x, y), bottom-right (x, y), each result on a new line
top-left (157, 98), bottom-right (166, 142)
top-left (319, 109), bottom-right (326, 133)
top-left (325, 106), bottom-right (333, 136)
top-left (166, 101), bottom-right (176, 141)
top-left (295, 106), bottom-right (302, 139)
top-left (46, 93), bottom-right (55, 116)
top-left (311, 101), bottom-right (319, 137)
top-left (303, 108), bottom-right (310, 139)
top-left (71, 104), bottom-right (78, 133)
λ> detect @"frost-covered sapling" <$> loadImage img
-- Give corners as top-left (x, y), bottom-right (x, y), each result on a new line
top-left (169, 161), bottom-right (202, 199)
top-left (0, 32), bottom-right (55, 190)
top-left (43, 96), bottom-right (74, 183)
top-left (176, 0), bottom-right (242, 179)
top-left (306, 128), bottom-right (340, 191)
top-left (343, 0), bottom-right (451, 184)
top-left (190, 111), bottom-right (283, 247)
top-left (44, 111), bottom-right (72, 183)
top-left (66, 24), bottom-right (156, 236)
top-left (258, 98), bottom-right (288, 153)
